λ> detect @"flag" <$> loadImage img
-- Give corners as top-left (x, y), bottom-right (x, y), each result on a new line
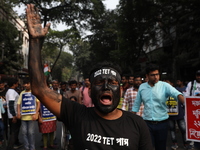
top-left (44, 63), bottom-right (50, 76)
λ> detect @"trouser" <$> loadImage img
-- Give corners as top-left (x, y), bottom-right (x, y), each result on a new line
top-left (0, 119), bottom-right (4, 141)
top-left (2, 109), bottom-right (8, 140)
top-left (21, 120), bottom-right (35, 150)
top-left (145, 119), bottom-right (169, 150)
top-left (169, 118), bottom-right (189, 145)
top-left (194, 142), bottom-right (200, 149)
top-left (6, 118), bottom-right (21, 150)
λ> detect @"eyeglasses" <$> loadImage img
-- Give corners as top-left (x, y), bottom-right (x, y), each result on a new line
top-left (149, 73), bottom-right (159, 77)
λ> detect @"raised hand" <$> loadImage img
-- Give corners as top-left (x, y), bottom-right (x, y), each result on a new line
top-left (26, 4), bottom-right (50, 38)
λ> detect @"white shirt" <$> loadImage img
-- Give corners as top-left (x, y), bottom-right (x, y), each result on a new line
top-left (185, 80), bottom-right (200, 96)
top-left (6, 89), bottom-right (19, 118)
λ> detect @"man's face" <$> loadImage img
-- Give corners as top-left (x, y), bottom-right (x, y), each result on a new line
top-left (128, 76), bottom-right (134, 85)
top-left (147, 70), bottom-right (160, 85)
top-left (52, 81), bottom-right (59, 89)
top-left (61, 84), bottom-right (66, 90)
top-left (70, 84), bottom-right (77, 91)
top-left (91, 74), bottom-right (120, 114)
top-left (196, 75), bottom-right (200, 83)
top-left (134, 77), bottom-right (142, 89)
top-left (0, 83), bottom-right (5, 90)
top-left (176, 80), bottom-right (182, 86)
top-left (84, 78), bottom-right (90, 87)
top-left (121, 76), bottom-right (127, 85)
top-left (24, 83), bottom-right (31, 91)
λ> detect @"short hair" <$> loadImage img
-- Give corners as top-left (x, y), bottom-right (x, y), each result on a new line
top-left (69, 80), bottom-right (78, 85)
top-left (134, 74), bottom-right (142, 79)
top-left (0, 80), bottom-right (4, 84)
top-left (176, 78), bottom-right (184, 82)
top-left (52, 79), bottom-right (58, 83)
top-left (84, 76), bottom-right (90, 80)
top-left (128, 74), bottom-right (134, 78)
top-left (121, 74), bottom-right (129, 79)
top-left (60, 81), bottom-right (67, 86)
top-left (7, 78), bottom-right (18, 87)
top-left (146, 63), bottom-right (159, 74)
top-left (23, 79), bottom-right (30, 84)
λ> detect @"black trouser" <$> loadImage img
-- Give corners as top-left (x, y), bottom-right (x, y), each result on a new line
top-left (2, 108), bottom-right (8, 140)
top-left (6, 118), bottom-right (21, 150)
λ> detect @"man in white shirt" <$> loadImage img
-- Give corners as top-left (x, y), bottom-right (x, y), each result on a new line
top-left (6, 78), bottom-right (22, 150)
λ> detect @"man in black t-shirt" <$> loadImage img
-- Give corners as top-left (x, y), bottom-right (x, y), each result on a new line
top-left (26, 4), bottom-right (152, 150)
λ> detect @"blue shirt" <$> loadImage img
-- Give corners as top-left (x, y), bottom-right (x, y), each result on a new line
top-left (132, 81), bottom-right (182, 121)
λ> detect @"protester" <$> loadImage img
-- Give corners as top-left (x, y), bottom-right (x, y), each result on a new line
top-left (0, 80), bottom-right (8, 141)
top-left (38, 103), bottom-right (57, 150)
top-left (64, 80), bottom-right (82, 104)
top-left (165, 78), bottom-right (192, 150)
top-left (185, 70), bottom-right (200, 149)
top-left (0, 94), bottom-right (5, 147)
top-left (80, 77), bottom-right (93, 107)
top-left (26, 4), bottom-right (153, 149)
top-left (122, 74), bottom-right (143, 116)
top-left (17, 79), bottom-right (40, 150)
top-left (51, 80), bottom-right (63, 95)
top-left (132, 63), bottom-right (184, 150)
top-left (6, 78), bottom-right (23, 150)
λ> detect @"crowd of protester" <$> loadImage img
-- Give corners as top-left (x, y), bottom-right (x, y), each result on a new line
top-left (0, 67), bottom-right (199, 150)
top-left (0, 68), bottom-right (198, 150)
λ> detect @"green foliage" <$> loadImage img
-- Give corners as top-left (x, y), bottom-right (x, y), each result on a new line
top-left (0, 20), bottom-right (23, 75)
top-left (69, 39), bottom-right (91, 77)
top-left (42, 28), bottom-right (78, 81)
top-left (9, 0), bottom-right (104, 31)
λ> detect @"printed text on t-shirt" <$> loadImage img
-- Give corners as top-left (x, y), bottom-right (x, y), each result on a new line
top-left (86, 133), bottom-right (129, 146)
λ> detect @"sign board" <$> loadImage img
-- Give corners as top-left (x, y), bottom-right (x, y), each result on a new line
top-left (21, 92), bottom-right (36, 115)
top-left (40, 103), bottom-right (56, 122)
top-left (185, 96), bottom-right (200, 141)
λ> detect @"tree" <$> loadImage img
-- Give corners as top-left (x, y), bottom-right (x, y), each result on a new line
top-left (153, 0), bottom-right (200, 79)
top-left (116, 0), bottom-right (159, 73)
top-left (69, 39), bottom-right (91, 77)
top-left (0, 20), bottom-right (23, 75)
top-left (9, 0), bottom-right (105, 33)
top-left (42, 28), bottom-right (77, 81)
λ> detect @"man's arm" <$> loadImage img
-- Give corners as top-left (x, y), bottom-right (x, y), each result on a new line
top-left (32, 100), bottom-right (40, 120)
top-left (27, 4), bottom-right (61, 117)
top-left (17, 104), bottom-right (21, 119)
top-left (178, 94), bottom-right (184, 104)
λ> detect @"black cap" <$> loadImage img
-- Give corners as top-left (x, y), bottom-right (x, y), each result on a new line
top-left (196, 70), bottom-right (200, 75)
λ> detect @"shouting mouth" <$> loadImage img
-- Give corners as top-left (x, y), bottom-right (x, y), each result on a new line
top-left (100, 93), bottom-right (112, 105)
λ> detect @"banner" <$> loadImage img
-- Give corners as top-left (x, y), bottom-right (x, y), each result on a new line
top-left (40, 103), bottom-right (56, 122)
top-left (185, 96), bottom-right (200, 141)
top-left (166, 97), bottom-right (179, 115)
top-left (21, 92), bottom-right (36, 115)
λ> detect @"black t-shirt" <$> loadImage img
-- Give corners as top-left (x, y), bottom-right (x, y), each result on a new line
top-left (60, 97), bottom-right (152, 150)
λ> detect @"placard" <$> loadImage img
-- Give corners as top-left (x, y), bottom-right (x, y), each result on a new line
top-left (166, 97), bottom-right (179, 115)
top-left (40, 103), bottom-right (56, 122)
top-left (185, 96), bottom-right (200, 141)
top-left (21, 92), bottom-right (36, 115)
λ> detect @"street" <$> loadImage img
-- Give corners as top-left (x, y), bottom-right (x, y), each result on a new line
top-left (1, 121), bottom-right (193, 150)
